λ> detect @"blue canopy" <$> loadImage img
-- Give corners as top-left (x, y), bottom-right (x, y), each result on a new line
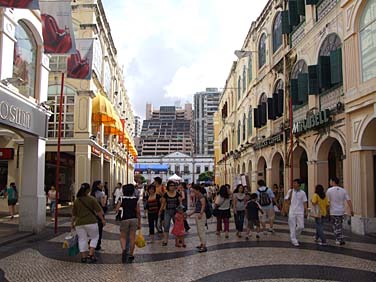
top-left (135, 164), bottom-right (169, 171)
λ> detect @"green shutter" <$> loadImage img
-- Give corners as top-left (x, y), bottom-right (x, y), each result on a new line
top-left (298, 73), bottom-right (308, 104)
top-left (330, 47), bottom-right (343, 85)
top-left (282, 11), bottom-right (291, 34)
top-left (305, 0), bottom-right (318, 5)
top-left (290, 79), bottom-right (300, 105)
top-left (318, 56), bottom-right (331, 91)
top-left (288, 0), bottom-right (299, 27)
top-left (308, 65), bottom-right (319, 95)
top-left (297, 0), bottom-right (305, 16)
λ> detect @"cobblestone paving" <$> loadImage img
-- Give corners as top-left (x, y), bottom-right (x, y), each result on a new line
top-left (0, 213), bottom-right (375, 282)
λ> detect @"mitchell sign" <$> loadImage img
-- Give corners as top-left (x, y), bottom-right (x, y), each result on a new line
top-left (293, 109), bottom-right (331, 134)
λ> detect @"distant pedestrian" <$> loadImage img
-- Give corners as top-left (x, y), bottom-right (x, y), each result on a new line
top-left (233, 184), bottom-right (246, 238)
top-left (215, 185), bottom-right (231, 238)
top-left (116, 184), bottom-right (141, 263)
top-left (285, 179), bottom-right (307, 247)
top-left (178, 182), bottom-right (191, 231)
top-left (5, 182), bottom-right (18, 219)
top-left (245, 193), bottom-right (263, 240)
top-left (113, 182), bottom-right (123, 206)
top-left (145, 184), bottom-right (161, 242)
top-left (311, 184), bottom-right (329, 245)
top-left (188, 184), bottom-right (207, 252)
top-left (48, 185), bottom-right (57, 221)
top-left (71, 183), bottom-right (105, 263)
top-left (256, 179), bottom-right (276, 234)
top-left (327, 177), bottom-right (354, 245)
top-left (172, 205), bottom-right (186, 247)
top-left (91, 181), bottom-right (107, 251)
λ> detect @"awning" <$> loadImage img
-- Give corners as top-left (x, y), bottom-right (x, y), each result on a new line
top-left (92, 93), bottom-right (116, 124)
top-left (135, 164), bottom-right (169, 171)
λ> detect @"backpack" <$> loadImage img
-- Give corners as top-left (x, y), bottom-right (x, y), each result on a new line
top-left (258, 187), bottom-right (271, 206)
top-left (204, 196), bottom-right (213, 219)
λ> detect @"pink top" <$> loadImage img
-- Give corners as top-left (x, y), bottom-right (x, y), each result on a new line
top-left (171, 213), bottom-right (185, 237)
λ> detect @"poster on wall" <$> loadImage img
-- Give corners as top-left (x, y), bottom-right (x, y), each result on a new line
top-left (67, 38), bottom-right (93, 80)
top-left (40, 0), bottom-right (76, 54)
top-left (0, 0), bottom-right (39, 9)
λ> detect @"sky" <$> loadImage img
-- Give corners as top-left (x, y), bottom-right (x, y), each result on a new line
top-left (102, 0), bottom-right (268, 119)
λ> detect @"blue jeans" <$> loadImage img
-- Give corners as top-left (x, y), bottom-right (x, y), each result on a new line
top-left (234, 211), bottom-right (245, 232)
top-left (50, 200), bottom-right (56, 216)
top-left (315, 217), bottom-right (326, 243)
top-left (164, 209), bottom-right (176, 233)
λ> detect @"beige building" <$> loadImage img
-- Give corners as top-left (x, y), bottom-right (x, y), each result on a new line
top-left (215, 0), bottom-right (376, 235)
top-left (46, 0), bottom-right (137, 200)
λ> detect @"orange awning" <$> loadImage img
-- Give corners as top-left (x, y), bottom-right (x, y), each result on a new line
top-left (92, 93), bottom-right (116, 124)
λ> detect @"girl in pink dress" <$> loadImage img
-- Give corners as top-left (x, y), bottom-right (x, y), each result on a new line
top-left (172, 205), bottom-right (186, 247)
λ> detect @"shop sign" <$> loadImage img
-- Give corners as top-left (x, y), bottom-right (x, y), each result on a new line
top-left (104, 153), bottom-right (111, 161)
top-left (0, 91), bottom-right (48, 138)
top-left (0, 148), bottom-right (14, 160)
top-left (91, 146), bottom-right (101, 157)
top-left (254, 133), bottom-right (283, 150)
top-left (293, 109), bottom-right (331, 134)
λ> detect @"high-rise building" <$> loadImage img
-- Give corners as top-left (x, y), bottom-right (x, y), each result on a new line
top-left (134, 116), bottom-right (142, 137)
top-left (139, 103), bottom-right (193, 156)
top-left (194, 88), bottom-right (221, 155)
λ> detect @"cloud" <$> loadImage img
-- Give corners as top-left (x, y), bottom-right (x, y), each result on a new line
top-left (102, 0), bottom-right (267, 118)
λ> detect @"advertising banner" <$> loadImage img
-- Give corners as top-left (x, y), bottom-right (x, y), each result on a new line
top-left (0, 0), bottom-right (39, 9)
top-left (67, 38), bottom-right (93, 80)
top-left (40, 0), bottom-right (76, 54)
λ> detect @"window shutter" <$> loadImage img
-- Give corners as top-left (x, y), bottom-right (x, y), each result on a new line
top-left (267, 98), bottom-right (275, 120)
top-left (273, 93), bottom-right (279, 118)
top-left (318, 56), bottom-right (331, 91)
top-left (282, 11), bottom-right (291, 34)
top-left (298, 73), bottom-right (308, 104)
top-left (290, 78), bottom-right (300, 105)
top-left (260, 103), bottom-right (267, 126)
top-left (305, 0), bottom-right (318, 5)
top-left (288, 0), bottom-right (299, 27)
top-left (254, 108), bottom-right (260, 128)
top-left (277, 89), bottom-right (284, 115)
top-left (330, 48), bottom-right (343, 85)
top-left (297, 0), bottom-right (305, 16)
top-left (308, 65), bottom-right (319, 95)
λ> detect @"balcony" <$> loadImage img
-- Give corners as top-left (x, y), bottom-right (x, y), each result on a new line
top-left (290, 21), bottom-right (306, 48)
top-left (319, 85), bottom-right (344, 111)
top-left (316, 0), bottom-right (339, 22)
top-left (293, 104), bottom-right (309, 123)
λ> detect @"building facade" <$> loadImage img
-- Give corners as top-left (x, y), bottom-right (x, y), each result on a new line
top-left (46, 0), bottom-right (137, 200)
top-left (194, 88), bottom-right (221, 155)
top-left (136, 152), bottom-right (214, 184)
top-left (215, 0), bottom-right (376, 235)
top-left (139, 103), bottom-right (193, 156)
top-left (0, 7), bottom-right (51, 231)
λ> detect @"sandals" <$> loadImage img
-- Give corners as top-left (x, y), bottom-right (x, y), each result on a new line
top-left (87, 255), bottom-right (97, 263)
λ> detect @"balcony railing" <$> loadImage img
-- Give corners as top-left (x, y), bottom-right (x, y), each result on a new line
top-left (290, 21), bottom-right (306, 48)
top-left (293, 104), bottom-right (309, 123)
top-left (319, 85), bottom-right (344, 111)
top-left (316, 0), bottom-right (339, 22)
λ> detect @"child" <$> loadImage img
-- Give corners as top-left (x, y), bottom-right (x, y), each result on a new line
top-left (245, 193), bottom-right (264, 240)
top-left (171, 205), bottom-right (186, 247)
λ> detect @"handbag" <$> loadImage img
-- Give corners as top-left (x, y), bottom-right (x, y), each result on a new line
top-left (281, 190), bottom-right (292, 216)
top-left (308, 204), bottom-right (321, 221)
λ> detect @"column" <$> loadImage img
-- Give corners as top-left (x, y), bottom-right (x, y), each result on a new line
top-left (19, 137), bottom-right (46, 233)
top-left (91, 157), bottom-right (101, 183)
top-left (307, 161), bottom-right (317, 204)
top-left (75, 144), bottom-right (91, 191)
top-left (316, 160), bottom-right (328, 189)
top-left (266, 167), bottom-right (272, 188)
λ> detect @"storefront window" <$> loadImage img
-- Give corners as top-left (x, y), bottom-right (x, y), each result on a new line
top-left (13, 21), bottom-right (37, 98)
top-left (360, 0), bottom-right (376, 81)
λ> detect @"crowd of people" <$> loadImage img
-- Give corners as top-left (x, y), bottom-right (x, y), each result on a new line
top-left (69, 175), bottom-right (354, 264)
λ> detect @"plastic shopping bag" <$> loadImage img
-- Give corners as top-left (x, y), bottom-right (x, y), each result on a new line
top-left (135, 230), bottom-right (146, 248)
top-left (63, 232), bottom-right (79, 256)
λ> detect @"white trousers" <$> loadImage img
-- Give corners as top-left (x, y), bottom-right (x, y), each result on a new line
top-left (75, 223), bottom-right (99, 252)
top-left (288, 214), bottom-right (304, 243)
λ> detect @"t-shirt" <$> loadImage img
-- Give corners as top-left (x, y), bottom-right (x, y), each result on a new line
top-left (114, 188), bottom-right (123, 204)
top-left (48, 190), bottom-right (56, 201)
top-left (72, 196), bottom-right (102, 226)
top-left (120, 196), bottom-right (138, 220)
top-left (311, 193), bottom-right (329, 217)
top-left (327, 186), bottom-right (351, 216)
top-left (163, 192), bottom-right (180, 210)
top-left (6, 187), bottom-right (17, 201)
top-left (94, 190), bottom-right (106, 206)
top-left (215, 196), bottom-right (231, 210)
top-left (246, 201), bottom-right (261, 220)
top-left (285, 189), bottom-right (307, 215)
top-left (256, 186), bottom-right (275, 209)
top-left (233, 193), bottom-right (246, 211)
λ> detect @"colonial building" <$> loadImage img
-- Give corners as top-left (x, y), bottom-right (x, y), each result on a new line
top-left (46, 0), bottom-right (137, 200)
top-left (215, 0), bottom-right (376, 235)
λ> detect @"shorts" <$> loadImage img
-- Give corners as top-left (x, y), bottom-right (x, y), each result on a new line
top-left (259, 206), bottom-right (275, 222)
top-left (8, 199), bottom-right (17, 206)
top-left (247, 218), bottom-right (260, 228)
top-left (120, 218), bottom-right (138, 234)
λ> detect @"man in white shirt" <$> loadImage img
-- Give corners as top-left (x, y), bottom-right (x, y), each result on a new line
top-left (327, 176), bottom-right (354, 245)
top-left (285, 179), bottom-right (307, 247)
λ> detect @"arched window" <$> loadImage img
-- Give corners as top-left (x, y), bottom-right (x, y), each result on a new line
top-left (248, 57), bottom-right (252, 82)
top-left (360, 0), bottom-right (376, 81)
top-left (258, 33), bottom-right (267, 69)
top-left (237, 120), bottom-right (241, 146)
top-left (243, 114), bottom-right (246, 141)
top-left (273, 12), bottom-right (282, 53)
top-left (237, 76), bottom-right (241, 100)
top-left (13, 21), bottom-right (37, 98)
top-left (248, 108), bottom-right (252, 136)
top-left (242, 66), bottom-right (246, 93)
top-left (290, 60), bottom-right (308, 106)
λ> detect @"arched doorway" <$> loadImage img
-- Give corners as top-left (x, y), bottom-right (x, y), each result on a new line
top-left (317, 137), bottom-right (344, 188)
top-left (292, 146), bottom-right (308, 195)
top-left (257, 157), bottom-right (267, 182)
top-left (271, 152), bottom-right (284, 188)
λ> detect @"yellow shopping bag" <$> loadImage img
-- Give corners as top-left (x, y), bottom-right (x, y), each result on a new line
top-left (135, 230), bottom-right (146, 248)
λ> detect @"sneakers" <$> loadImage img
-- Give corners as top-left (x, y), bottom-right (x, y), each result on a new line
top-left (291, 241), bottom-right (299, 247)
top-left (335, 240), bottom-right (345, 245)
top-left (318, 242), bottom-right (328, 246)
top-left (198, 247), bottom-right (207, 253)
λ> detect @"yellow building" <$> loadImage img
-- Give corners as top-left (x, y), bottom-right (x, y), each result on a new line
top-left (215, 0), bottom-right (376, 235)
